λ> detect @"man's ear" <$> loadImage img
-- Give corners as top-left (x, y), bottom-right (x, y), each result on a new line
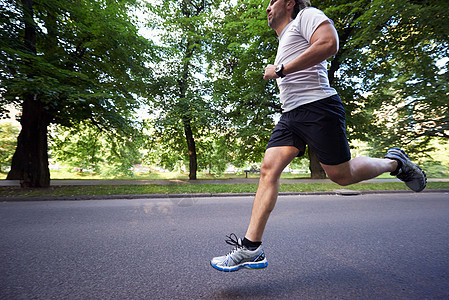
top-left (286, 0), bottom-right (295, 10)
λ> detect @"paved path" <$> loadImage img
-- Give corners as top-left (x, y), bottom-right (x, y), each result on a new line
top-left (1, 193), bottom-right (448, 299)
top-left (2, 178), bottom-right (448, 186)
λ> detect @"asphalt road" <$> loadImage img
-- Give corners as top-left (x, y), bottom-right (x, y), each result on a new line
top-left (1, 192), bottom-right (448, 299)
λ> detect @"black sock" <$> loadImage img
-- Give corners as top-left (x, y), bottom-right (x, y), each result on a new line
top-left (242, 237), bottom-right (262, 250)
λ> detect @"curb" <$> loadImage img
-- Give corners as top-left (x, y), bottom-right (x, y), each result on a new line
top-left (2, 189), bottom-right (448, 202)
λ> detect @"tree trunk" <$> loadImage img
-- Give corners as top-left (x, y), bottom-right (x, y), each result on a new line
top-left (308, 147), bottom-right (326, 179)
top-left (183, 117), bottom-right (197, 180)
top-left (6, 0), bottom-right (51, 187)
top-left (7, 96), bottom-right (50, 187)
top-left (178, 34), bottom-right (198, 180)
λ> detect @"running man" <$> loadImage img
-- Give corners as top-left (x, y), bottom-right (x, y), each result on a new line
top-left (210, 0), bottom-right (427, 272)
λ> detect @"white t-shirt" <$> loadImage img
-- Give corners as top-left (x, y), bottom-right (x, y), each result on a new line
top-left (274, 7), bottom-right (337, 112)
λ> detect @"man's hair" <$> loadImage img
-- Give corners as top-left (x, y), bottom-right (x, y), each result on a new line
top-left (286, 0), bottom-right (310, 19)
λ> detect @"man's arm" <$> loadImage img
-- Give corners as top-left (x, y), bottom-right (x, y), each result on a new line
top-left (264, 20), bottom-right (339, 80)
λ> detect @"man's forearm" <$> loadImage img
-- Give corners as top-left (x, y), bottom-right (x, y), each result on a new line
top-left (283, 38), bottom-right (337, 75)
top-left (263, 40), bottom-right (337, 80)
top-left (264, 21), bottom-right (339, 80)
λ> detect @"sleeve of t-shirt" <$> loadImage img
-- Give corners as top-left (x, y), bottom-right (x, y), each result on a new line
top-left (297, 7), bottom-right (333, 43)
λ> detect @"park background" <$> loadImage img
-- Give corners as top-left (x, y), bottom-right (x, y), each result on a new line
top-left (1, 0), bottom-right (448, 187)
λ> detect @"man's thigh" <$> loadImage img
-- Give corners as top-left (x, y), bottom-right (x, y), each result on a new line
top-left (261, 146), bottom-right (300, 175)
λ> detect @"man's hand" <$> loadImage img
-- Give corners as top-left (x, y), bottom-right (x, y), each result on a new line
top-left (263, 64), bottom-right (278, 80)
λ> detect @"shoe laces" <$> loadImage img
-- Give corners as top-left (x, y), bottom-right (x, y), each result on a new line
top-left (225, 233), bottom-right (244, 253)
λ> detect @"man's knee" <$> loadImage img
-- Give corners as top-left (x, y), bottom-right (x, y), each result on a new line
top-left (328, 173), bottom-right (352, 186)
top-left (259, 146), bottom-right (299, 184)
top-left (259, 161), bottom-right (281, 183)
top-left (323, 164), bottom-right (353, 186)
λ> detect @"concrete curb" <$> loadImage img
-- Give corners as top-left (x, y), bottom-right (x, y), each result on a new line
top-left (2, 189), bottom-right (448, 202)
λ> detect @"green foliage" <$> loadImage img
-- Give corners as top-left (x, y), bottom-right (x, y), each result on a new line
top-left (359, 0), bottom-right (448, 156)
top-left (317, 0), bottom-right (449, 157)
top-left (146, 0), bottom-right (226, 177)
top-left (0, 122), bottom-right (20, 172)
top-left (418, 138), bottom-right (449, 177)
top-left (143, 120), bottom-right (232, 173)
top-left (195, 129), bottom-right (234, 173)
top-left (143, 119), bottom-right (186, 171)
top-left (0, 0), bottom-right (156, 147)
top-left (146, 0), bottom-right (449, 172)
top-left (2, 0), bottom-right (447, 180)
top-left (0, 0), bottom-right (158, 184)
top-left (208, 0), bottom-right (279, 163)
top-left (49, 121), bottom-right (143, 177)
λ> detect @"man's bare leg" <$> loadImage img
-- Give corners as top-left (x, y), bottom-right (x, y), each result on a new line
top-left (245, 154), bottom-right (401, 242)
top-left (211, 148), bottom-right (426, 271)
top-left (244, 146), bottom-right (299, 242)
top-left (321, 157), bottom-right (397, 186)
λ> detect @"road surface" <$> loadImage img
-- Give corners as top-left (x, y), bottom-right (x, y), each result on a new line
top-left (1, 192), bottom-right (448, 299)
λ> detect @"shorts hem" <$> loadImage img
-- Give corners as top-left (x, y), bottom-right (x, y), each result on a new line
top-left (319, 156), bottom-right (351, 166)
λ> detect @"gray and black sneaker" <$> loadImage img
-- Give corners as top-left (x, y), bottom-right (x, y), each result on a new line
top-left (385, 148), bottom-right (427, 192)
top-left (210, 234), bottom-right (268, 272)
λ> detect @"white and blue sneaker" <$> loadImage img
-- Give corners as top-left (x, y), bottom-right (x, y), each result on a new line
top-left (385, 148), bottom-right (427, 192)
top-left (210, 234), bottom-right (268, 272)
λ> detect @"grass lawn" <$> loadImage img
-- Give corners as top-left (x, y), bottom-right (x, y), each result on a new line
top-left (0, 170), bottom-right (399, 181)
top-left (1, 181), bottom-right (448, 199)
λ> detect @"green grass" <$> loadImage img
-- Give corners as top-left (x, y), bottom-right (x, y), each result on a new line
top-left (0, 170), bottom-right (311, 181)
top-left (0, 171), bottom-right (262, 180)
top-left (2, 168), bottom-right (446, 181)
top-left (1, 181), bottom-right (448, 199)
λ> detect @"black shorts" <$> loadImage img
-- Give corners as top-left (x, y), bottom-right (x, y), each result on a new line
top-left (266, 95), bottom-right (351, 165)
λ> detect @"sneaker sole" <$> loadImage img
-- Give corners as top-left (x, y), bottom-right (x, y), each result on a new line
top-left (385, 148), bottom-right (427, 192)
top-left (210, 259), bottom-right (268, 272)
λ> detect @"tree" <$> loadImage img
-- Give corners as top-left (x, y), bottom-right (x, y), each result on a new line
top-left (0, 0), bottom-right (155, 187)
top-left (208, 0), bottom-right (331, 177)
top-left (147, 0), bottom-right (223, 179)
top-left (49, 122), bottom-right (143, 176)
top-left (50, 123), bottom-right (104, 174)
top-left (356, 0), bottom-right (449, 157)
top-left (146, 0), bottom-right (447, 179)
top-left (317, 0), bottom-right (449, 159)
top-left (208, 0), bottom-right (280, 164)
